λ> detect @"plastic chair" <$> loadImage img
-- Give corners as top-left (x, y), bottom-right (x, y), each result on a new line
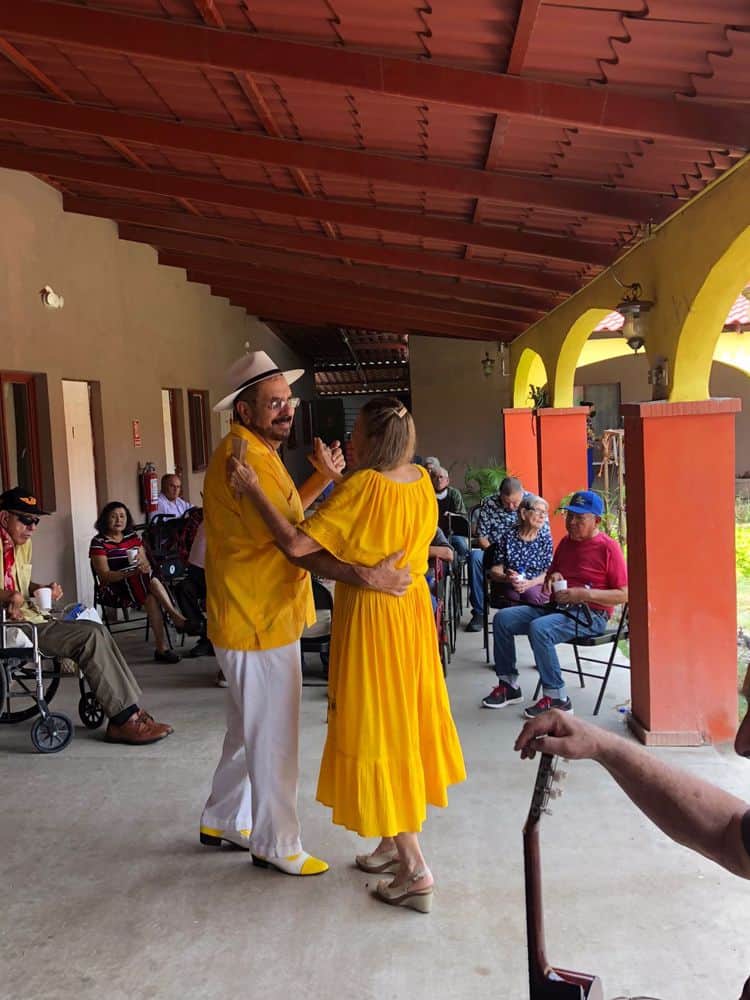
top-left (532, 604), bottom-right (630, 715)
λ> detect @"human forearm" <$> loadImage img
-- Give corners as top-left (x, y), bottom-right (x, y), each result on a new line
top-left (291, 549), bottom-right (411, 597)
top-left (292, 550), bottom-right (368, 587)
top-left (596, 732), bottom-right (750, 878)
top-left (585, 586), bottom-right (627, 607)
top-left (245, 486), bottom-right (320, 559)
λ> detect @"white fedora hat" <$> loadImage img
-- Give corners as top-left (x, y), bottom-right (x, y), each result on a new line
top-left (213, 350), bottom-right (304, 412)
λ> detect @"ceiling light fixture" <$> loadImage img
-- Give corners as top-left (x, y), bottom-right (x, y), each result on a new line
top-left (616, 282), bottom-right (653, 354)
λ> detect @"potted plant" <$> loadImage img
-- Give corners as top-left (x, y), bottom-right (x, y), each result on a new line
top-left (463, 461), bottom-right (508, 508)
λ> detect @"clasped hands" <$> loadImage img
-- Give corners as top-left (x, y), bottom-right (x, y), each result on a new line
top-left (308, 437), bottom-right (345, 483)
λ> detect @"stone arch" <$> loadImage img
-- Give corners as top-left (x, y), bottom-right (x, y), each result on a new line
top-left (513, 347), bottom-right (548, 407)
top-left (551, 308), bottom-right (613, 406)
top-left (712, 331), bottom-right (750, 378)
top-left (671, 225), bottom-right (750, 401)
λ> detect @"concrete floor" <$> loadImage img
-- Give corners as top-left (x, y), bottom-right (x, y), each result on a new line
top-left (2, 623), bottom-right (749, 1000)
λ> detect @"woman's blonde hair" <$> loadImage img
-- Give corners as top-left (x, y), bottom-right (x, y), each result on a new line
top-left (356, 397), bottom-right (416, 471)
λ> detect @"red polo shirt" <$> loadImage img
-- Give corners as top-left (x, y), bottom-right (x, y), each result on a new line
top-left (550, 532), bottom-right (627, 615)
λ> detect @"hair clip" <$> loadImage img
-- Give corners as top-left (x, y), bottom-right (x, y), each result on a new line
top-left (394, 405), bottom-right (407, 419)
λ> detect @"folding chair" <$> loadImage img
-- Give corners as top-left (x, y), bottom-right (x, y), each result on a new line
top-left (482, 544), bottom-right (514, 662)
top-left (92, 564), bottom-right (149, 640)
top-left (532, 604), bottom-right (630, 715)
top-left (301, 579), bottom-right (333, 686)
top-left (445, 511), bottom-right (470, 613)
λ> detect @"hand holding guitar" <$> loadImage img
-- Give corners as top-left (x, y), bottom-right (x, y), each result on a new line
top-left (515, 710), bottom-right (605, 762)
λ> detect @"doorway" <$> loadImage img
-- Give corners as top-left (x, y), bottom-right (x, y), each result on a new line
top-left (62, 380), bottom-right (100, 606)
top-left (161, 388), bottom-right (185, 477)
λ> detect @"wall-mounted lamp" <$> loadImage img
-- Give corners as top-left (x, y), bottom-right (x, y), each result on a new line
top-left (616, 282), bottom-right (652, 354)
top-left (481, 341), bottom-right (510, 378)
top-left (647, 357), bottom-right (669, 388)
top-left (40, 285), bottom-right (64, 309)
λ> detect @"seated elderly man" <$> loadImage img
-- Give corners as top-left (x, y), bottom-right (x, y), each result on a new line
top-left (0, 487), bottom-right (173, 745)
top-left (466, 476), bottom-right (543, 632)
top-left (431, 467), bottom-right (467, 547)
top-left (150, 473), bottom-right (193, 520)
top-left (482, 490), bottom-right (627, 716)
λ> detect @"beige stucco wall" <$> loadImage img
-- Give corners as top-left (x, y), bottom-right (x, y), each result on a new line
top-left (409, 335), bottom-right (512, 488)
top-left (0, 167), bottom-right (310, 596)
top-left (575, 353), bottom-right (749, 474)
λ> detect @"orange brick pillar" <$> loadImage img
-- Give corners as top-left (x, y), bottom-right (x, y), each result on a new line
top-left (502, 408), bottom-right (539, 494)
top-left (536, 407), bottom-right (589, 546)
top-left (623, 399), bottom-right (740, 746)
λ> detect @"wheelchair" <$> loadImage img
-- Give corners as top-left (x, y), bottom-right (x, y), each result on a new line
top-left (0, 613), bottom-right (105, 753)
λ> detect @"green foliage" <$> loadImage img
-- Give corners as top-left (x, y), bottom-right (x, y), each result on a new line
top-left (528, 384), bottom-right (549, 409)
top-left (463, 462), bottom-right (507, 507)
top-left (736, 497), bottom-right (750, 524)
top-left (736, 524), bottom-right (750, 579)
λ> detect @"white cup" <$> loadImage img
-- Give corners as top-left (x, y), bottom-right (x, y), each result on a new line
top-left (35, 586), bottom-right (53, 610)
top-left (127, 549), bottom-right (140, 567)
top-left (552, 578), bottom-right (568, 593)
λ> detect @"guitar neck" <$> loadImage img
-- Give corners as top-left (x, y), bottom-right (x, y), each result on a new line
top-left (524, 754), bottom-right (604, 1000)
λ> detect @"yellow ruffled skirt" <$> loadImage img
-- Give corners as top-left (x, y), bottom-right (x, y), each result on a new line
top-left (316, 577), bottom-right (466, 837)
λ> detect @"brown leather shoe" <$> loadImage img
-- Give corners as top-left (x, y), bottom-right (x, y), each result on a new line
top-left (105, 709), bottom-right (172, 745)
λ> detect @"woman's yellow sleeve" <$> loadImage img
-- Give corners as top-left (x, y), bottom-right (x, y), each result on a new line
top-left (300, 471), bottom-right (373, 565)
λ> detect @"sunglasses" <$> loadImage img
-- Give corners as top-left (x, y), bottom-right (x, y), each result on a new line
top-left (14, 513), bottom-right (40, 527)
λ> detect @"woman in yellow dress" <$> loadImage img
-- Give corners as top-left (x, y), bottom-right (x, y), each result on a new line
top-left (229, 397), bottom-right (465, 913)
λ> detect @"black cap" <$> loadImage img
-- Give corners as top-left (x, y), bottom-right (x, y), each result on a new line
top-left (0, 487), bottom-right (49, 516)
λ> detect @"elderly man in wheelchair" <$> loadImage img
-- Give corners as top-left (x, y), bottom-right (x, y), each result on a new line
top-left (0, 487), bottom-right (173, 748)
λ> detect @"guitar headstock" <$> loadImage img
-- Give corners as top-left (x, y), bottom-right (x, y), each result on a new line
top-left (526, 752), bottom-right (567, 826)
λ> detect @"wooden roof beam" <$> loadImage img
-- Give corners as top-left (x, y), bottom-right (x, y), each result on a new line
top-left (0, 94), bottom-right (669, 224)
top-left (2, 1), bottom-right (748, 148)
top-left (0, 146), bottom-right (610, 265)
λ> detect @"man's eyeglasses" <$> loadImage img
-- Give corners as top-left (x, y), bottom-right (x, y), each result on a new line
top-left (14, 513), bottom-right (40, 527)
top-left (264, 397), bottom-right (301, 413)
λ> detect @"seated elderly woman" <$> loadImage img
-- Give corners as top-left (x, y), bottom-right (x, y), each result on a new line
top-left (89, 501), bottom-right (196, 663)
top-left (487, 494), bottom-right (552, 606)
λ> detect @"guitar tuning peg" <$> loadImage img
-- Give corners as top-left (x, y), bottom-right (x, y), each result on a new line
top-left (548, 788), bottom-right (561, 799)
top-left (553, 768), bottom-right (568, 782)
top-left (543, 807), bottom-right (553, 816)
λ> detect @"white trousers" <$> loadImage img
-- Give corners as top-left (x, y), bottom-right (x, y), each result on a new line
top-left (201, 642), bottom-right (302, 859)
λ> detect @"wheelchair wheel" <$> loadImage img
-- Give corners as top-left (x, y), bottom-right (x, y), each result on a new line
top-left (0, 656), bottom-right (61, 724)
top-left (78, 692), bottom-right (105, 729)
top-left (30, 712), bottom-right (73, 754)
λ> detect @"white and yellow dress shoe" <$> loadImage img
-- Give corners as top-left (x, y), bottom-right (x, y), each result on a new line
top-left (251, 851), bottom-right (329, 876)
top-left (199, 825), bottom-right (252, 850)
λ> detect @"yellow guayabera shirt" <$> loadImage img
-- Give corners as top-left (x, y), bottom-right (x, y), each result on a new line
top-left (0, 534), bottom-right (44, 624)
top-left (204, 422), bottom-right (315, 651)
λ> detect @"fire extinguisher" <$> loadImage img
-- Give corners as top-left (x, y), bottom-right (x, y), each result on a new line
top-left (139, 461), bottom-right (159, 515)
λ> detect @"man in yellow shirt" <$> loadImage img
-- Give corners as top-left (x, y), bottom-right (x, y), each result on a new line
top-left (199, 351), bottom-right (410, 876)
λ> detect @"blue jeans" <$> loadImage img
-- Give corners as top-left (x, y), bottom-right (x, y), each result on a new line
top-left (467, 548), bottom-right (485, 615)
top-left (450, 534), bottom-right (469, 559)
top-left (492, 605), bottom-right (608, 700)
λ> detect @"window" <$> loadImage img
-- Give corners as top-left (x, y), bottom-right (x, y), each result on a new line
top-left (187, 389), bottom-right (210, 471)
top-left (0, 371), bottom-right (55, 509)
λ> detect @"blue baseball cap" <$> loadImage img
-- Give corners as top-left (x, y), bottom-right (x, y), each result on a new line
top-left (562, 490), bottom-right (603, 516)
